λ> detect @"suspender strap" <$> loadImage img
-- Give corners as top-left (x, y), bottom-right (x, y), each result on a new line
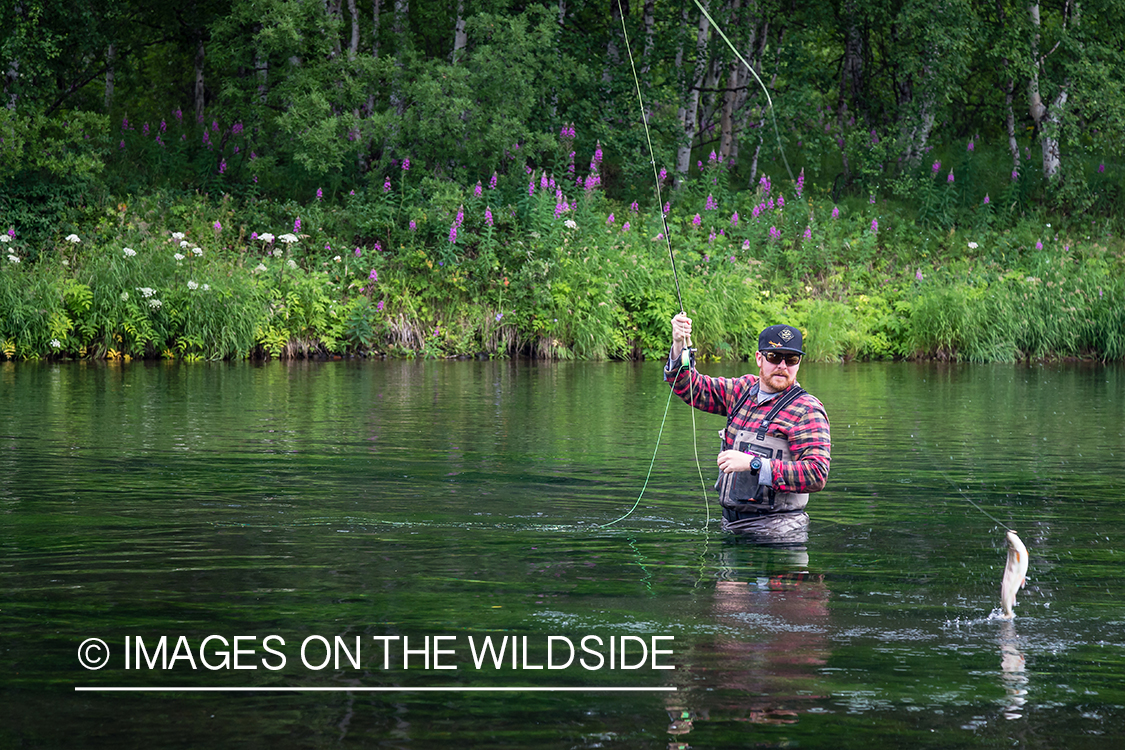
top-left (723, 382), bottom-right (806, 448)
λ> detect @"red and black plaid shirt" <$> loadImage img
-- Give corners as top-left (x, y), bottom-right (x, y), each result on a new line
top-left (664, 362), bottom-right (831, 493)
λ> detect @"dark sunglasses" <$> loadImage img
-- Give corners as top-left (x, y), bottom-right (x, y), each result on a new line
top-left (762, 350), bottom-right (801, 366)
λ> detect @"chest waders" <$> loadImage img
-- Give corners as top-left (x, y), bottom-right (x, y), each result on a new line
top-left (715, 384), bottom-right (809, 517)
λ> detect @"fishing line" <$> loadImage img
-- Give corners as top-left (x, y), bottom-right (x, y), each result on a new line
top-left (610, 0), bottom-right (711, 529)
top-left (689, 0), bottom-right (795, 183)
top-left (599, 385), bottom-right (677, 528)
top-left (912, 433), bottom-right (1014, 532)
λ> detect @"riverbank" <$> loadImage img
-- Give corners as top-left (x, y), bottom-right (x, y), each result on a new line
top-left (2, 183), bottom-right (1122, 363)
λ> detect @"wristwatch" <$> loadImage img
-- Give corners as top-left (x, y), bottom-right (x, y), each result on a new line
top-left (749, 456), bottom-right (762, 474)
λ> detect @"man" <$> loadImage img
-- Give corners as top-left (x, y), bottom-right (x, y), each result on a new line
top-left (665, 313), bottom-right (831, 534)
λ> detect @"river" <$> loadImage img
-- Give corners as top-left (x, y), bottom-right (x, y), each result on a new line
top-left (2, 359), bottom-right (1123, 748)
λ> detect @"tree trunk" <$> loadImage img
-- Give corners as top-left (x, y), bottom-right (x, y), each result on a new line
top-left (194, 37), bottom-right (206, 123)
top-left (717, 0), bottom-right (741, 163)
top-left (373, 0), bottom-right (382, 57)
top-left (453, 0), bottom-right (467, 64)
top-left (104, 44), bottom-right (115, 112)
top-left (676, 2), bottom-right (710, 182)
top-left (348, 0), bottom-right (360, 60)
top-left (1003, 67), bottom-right (1020, 176)
top-left (604, 0), bottom-right (625, 84)
top-left (641, 0), bottom-right (655, 74)
top-left (1027, 0), bottom-right (1066, 182)
top-left (837, 0), bottom-right (864, 129)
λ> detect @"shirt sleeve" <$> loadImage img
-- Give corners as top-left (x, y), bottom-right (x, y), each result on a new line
top-left (771, 397), bottom-right (831, 493)
top-left (664, 354), bottom-right (742, 417)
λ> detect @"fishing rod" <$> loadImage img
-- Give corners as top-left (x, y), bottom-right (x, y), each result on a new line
top-left (599, 0), bottom-right (710, 529)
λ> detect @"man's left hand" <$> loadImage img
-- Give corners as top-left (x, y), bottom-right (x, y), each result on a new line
top-left (717, 450), bottom-right (754, 474)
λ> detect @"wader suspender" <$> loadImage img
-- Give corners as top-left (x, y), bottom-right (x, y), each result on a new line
top-left (723, 383), bottom-right (806, 450)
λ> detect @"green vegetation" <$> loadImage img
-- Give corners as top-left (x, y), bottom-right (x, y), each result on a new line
top-left (2, 0), bottom-right (1123, 362)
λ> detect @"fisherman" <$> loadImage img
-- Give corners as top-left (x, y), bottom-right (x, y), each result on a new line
top-left (666, 313), bottom-right (831, 535)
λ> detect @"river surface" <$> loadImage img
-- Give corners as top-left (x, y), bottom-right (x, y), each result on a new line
top-left (2, 359), bottom-right (1124, 748)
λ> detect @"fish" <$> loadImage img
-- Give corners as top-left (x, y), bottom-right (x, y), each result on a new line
top-left (999, 530), bottom-right (1029, 619)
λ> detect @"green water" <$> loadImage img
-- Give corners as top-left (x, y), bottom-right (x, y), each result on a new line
top-left (3, 359), bottom-right (1124, 748)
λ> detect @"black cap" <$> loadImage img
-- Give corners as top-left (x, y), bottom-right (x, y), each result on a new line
top-left (758, 324), bottom-right (804, 354)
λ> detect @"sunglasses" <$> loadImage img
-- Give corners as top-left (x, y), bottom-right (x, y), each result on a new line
top-left (762, 350), bottom-right (802, 366)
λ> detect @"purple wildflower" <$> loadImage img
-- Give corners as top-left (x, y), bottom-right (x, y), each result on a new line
top-left (449, 224), bottom-right (458, 244)
top-left (402, 157), bottom-right (410, 171)
top-left (1098, 163), bottom-right (1105, 173)
top-left (485, 207), bottom-right (493, 226)
top-left (916, 269), bottom-right (924, 281)
top-left (213, 221), bottom-right (222, 232)
top-left (528, 179), bottom-right (535, 197)
top-left (692, 214), bottom-right (702, 227)
top-left (947, 170), bottom-right (955, 183)
top-left (831, 206), bottom-right (840, 220)
top-left (1036, 241), bottom-right (1043, 250)
top-left (316, 187), bottom-right (323, 201)
top-left (796, 169), bottom-right (805, 198)
top-left (218, 159), bottom-right (227, 174)
top-left (932, 160), bottom-right (941, 175)
top-left (803, 226), bottom-right (812, 240)
top-left (983, 194), bottom-right (990, 205)
top-left (622, 221), bottom-right (630, 232)
top-left (731, 212), bottom-right (739, 226)
top-left (769, 226), bottom-right (781, 240)
top-left (630, 201), bottom-right (639, 213)
top-left (355, 247), bottom-right (362, 257)
top-left (777, 194), bottom-right (785, 209)
top-left (705, 194), bottom-right (717, 210)
top-left (384, 178), bottom-right (391, 192)
top-left (607, 214), bottom-right (615, 224)
top-left (369, 268), bottom-right (378, 281)
top-left (1012, 170), bottom-right (1019, 181)
top-left (474, 181), bottom-right (483, 199)
top-left (409, 220), bottom-right (417, 232)
top-left (294, 217), bottom-right (301, 233)
top-left (871, 218), bottom-right (879, 234)
top-left (659, 167), bottom-right (667, 182)
top-left (663, 201), bottom-right (670, 215)
top-left (759, 174), bottom-right (771, 194)
top-left (377, 300), bottom-right (385, 312)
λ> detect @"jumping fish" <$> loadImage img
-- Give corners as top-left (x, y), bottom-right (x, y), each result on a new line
top-left (999, 530), bottom-right (1029, 619)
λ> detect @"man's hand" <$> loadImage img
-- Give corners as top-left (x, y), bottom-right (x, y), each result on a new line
top-left (717, 449), bottom-right (755, 474)
top-left (671, 313), bottom-right (693, 361)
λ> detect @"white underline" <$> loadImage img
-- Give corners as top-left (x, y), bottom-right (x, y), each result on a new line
top-left (75, 686), bottom-right (676, 693)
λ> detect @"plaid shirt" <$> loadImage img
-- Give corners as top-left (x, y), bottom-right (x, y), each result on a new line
top-left (664, 358), bottom-right (831, 493)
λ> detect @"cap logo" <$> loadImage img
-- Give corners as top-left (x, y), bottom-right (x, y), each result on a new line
top-left (768, 340), bottom-right (781, 348)
top-left (780, 328), bottom-right (794, 342)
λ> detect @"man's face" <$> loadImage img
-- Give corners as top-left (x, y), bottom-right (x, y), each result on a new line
top-left (755, 350), bottom-right (800, 392)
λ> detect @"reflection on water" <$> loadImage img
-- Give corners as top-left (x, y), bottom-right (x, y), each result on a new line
top-left (666, 536), bottom-right (830, 741)
top-left (998, 620), bottom-right (1028, 721)
top-left (2, 360), bottom-right (1125, 749)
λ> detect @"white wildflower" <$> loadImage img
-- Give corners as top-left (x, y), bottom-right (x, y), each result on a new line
top-left (174, 253), bottom-right (185, 261)
top-left (50, 339), bottom-right (61, 349)
top-left (187, 280), bottom-right (199, 290)
top-left (564, 220), bottom-right (577, 230)
top-left (259, 232), bottom-right (275, 243)
top-left (179, 240), bottom-right (189, 248)
top-left (279, 233), bottom-right (299, 244)
top-left (968, 241), bottom-right (979, 250)
top-left (172, 232), bottom-right (185, 241)
top-left (192, 247), bottom-right (202, 257)
top-left (148, 298), bottom-right (162, 309)
top-left (0, 235), bottom-right (10, 243)
top-left (120, 291), bottom-right (129, 301)
top-left (333, 255), bottom-right (341, 263)
top-left (201, 283), bottom-right (210, 291)
top-left (7, 254), bottom-right (18, 264)
top-left (254, 263), bottom-right (267, 273)
top-left (287, 259), bottom-right (298, 269)
top-left (137, 287), bottom-right (155, 298)
top-left (62, 259), bottom-right (69, 266)
top-left (66, 234), bottom-right (81, 243)
top-left (123, 247), bottom-right (136, 257)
